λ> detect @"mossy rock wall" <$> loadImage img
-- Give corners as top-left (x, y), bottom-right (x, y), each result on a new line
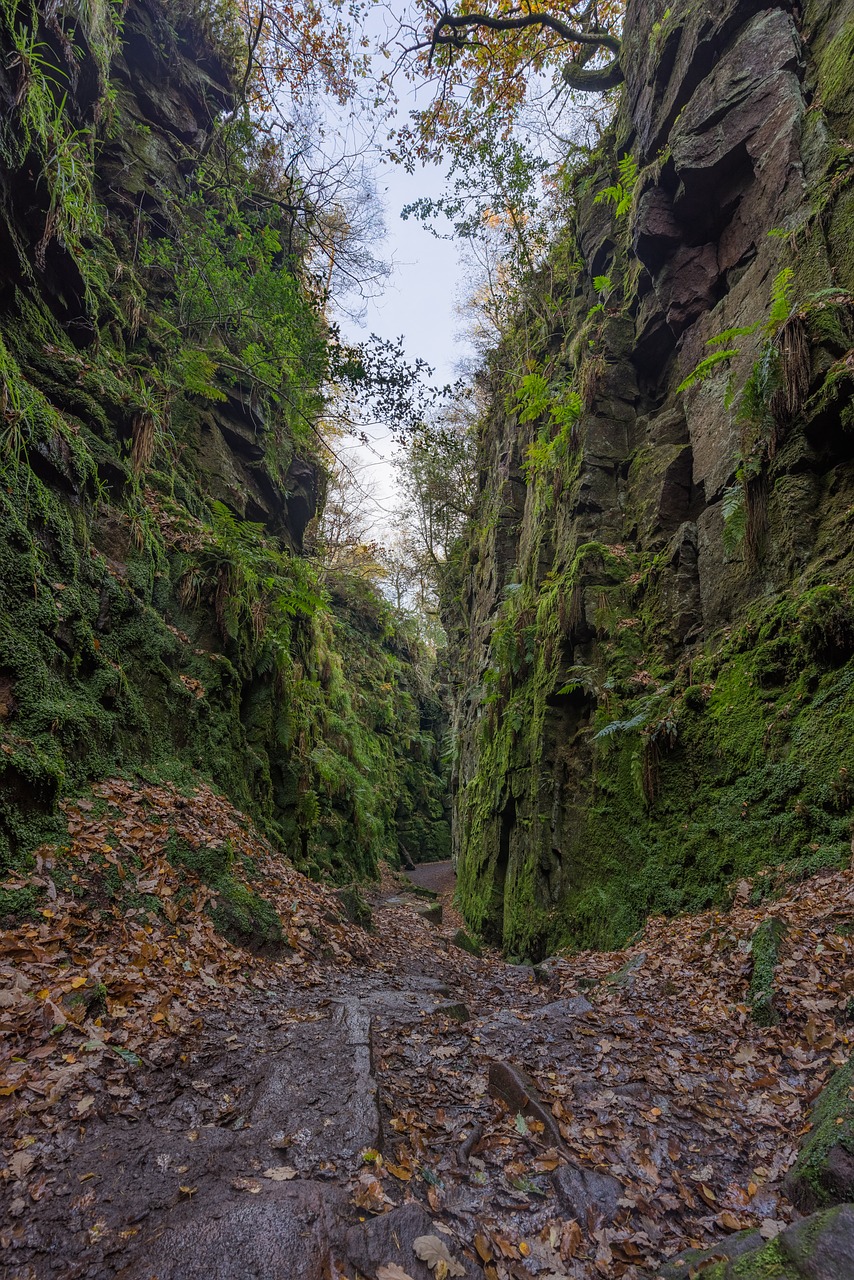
top-left (446, 0), bottom-right (854, 957)
top-left (0, 0), bottom-right (450, 898)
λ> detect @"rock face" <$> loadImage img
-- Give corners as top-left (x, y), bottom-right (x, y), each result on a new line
top-left (447, 0), bottom-right (854, 955)
top-left (0, 0), bottom-right (450, 888)
top-left (785, 1056), bottom-right (854, 1211)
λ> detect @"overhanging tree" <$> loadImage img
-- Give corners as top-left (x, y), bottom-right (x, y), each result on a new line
top-left (390, 0), bottom-right (625, 166)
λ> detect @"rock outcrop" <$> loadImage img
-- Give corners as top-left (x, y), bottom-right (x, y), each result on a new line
top-left (0, 0), bottom-right (450, 893)
top-left (447, 0), bottom-right (854, 955)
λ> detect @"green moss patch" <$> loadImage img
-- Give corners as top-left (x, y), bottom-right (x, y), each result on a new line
top-left (748, 917), bottom-right (787, 1026)
top-left (785, 1057), bottom-right (854, 1210)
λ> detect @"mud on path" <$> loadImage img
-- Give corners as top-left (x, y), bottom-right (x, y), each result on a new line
top-left (3, 795), bottom-right (854, 1280)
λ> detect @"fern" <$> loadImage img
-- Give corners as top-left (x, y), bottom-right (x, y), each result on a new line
top-left (721, 483), bottom-right (747, 556)
top-left (677, 349), bottom-right (739, 394)
top-left (708, 324), bottom-right (760, 347)
top-left (594, 706), bottom-right (652, 740)
top-left (514, 372), bottom-right (551, 424)
top-left (593, 275), bottom-right (612, 295)
top-left (594, 155), bottom-right (639, 220)
top-left (767, 267), bottom-right (795, 331)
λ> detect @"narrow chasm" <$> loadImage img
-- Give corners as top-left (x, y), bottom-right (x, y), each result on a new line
top-left (3, 0), bottom-right (854, 1275)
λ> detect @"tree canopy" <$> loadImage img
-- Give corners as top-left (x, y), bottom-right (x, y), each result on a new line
top-left (391, 0), bottom-right (625, 166)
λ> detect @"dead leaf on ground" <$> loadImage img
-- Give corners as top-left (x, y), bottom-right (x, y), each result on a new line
top-left (377, 1266), bottom-right (417, 1280)
top-left (413, 1234), bottom-right (466, 1277)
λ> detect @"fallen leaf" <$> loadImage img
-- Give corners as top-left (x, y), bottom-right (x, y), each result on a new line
top-left (413, 1234), bottom-right (466, 1277)
top-left (377, 1267), bottom-right (416, 1280)
top-left (10, 1151), bottom-right (36, 1179)
top-left (560, 1220), bottom-right (583, 1261)
top-left (474, 1233), bottom-right (493, 1263)
top-left (231, 1177), bottom-right (262, 1193)
top-left (263, 1167), bottom-right (297, 1181)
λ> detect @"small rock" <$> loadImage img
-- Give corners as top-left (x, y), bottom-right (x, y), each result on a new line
top-left (551, 1162), bottom-right (622, 1227)
top-left (346, 1202), bottom-right (484, 1280)
top-left (414, 901), bottom-right (443, 926)
top-left (452, 929), bottom-right (482, 957)
top-left (538, 995), bottom-right (594, 1019)
top-left (604, 953), bottom-right (647, 987)
top-left (334, 886), bottom-right (373, 931)
top-left (532, 955), bottom-right (565, 981)
top-left (435, 1002), bottom-right (470, 1023)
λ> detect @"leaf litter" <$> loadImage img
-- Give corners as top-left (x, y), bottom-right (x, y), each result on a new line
top-left (0, 778), bottom-right (852, 1278)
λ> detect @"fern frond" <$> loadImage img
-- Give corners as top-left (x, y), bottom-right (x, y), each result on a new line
top-left (767, 267), bottom-right (795, 331)
top-left (707, 324), bottom-right (760, 347)
top-left (677, 350), bottom-right (739, 394)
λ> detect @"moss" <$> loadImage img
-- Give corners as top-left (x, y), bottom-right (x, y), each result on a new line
top-left (211, 882), bottom-right (285, 950)
top-left (165, 833), bottom-right (234, 880)
top-left (748, 917), bottom-right (788, 1026)
top-left (786, 1058), bottom-right (854, 1209)
top-left (0, 883), bottom-right (41, 920)
top-left (816, 18), bottom-right (854, 119)
top-left (728, 1239), bottom-right (797, 1279)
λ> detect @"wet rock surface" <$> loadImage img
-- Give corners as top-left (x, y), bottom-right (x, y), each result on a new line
top-left (4, 865), bottom-right (854, 1278)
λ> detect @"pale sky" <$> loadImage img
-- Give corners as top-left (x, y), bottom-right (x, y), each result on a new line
top-left (338, 154), bottom-right (472, 538)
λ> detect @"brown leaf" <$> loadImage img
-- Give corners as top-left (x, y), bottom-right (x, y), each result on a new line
top-left (231, 1177), bottom-right (262, 1193)
top-left (413, 1235), bottom-right (466, 1277)
top-left (560, 1220), bottom-right (583, 1261)
top-left (474, 1232), bottom-right (493, 1263)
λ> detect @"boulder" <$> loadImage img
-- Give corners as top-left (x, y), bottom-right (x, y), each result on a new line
top-left (785, 1058), bottom-right (854, 1210)
top-left (662, 1206), bottom-right (854, 1280)
top-left (452, 929), bottom-right (483, 957)
top-left (345, 1202), bottom-right (484, 1280)
top-left (551, 1161), bottom-right (623, 1227)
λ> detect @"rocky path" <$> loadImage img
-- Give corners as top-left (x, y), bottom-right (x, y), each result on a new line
top-left (3, 782), bottom-right (854, 1279)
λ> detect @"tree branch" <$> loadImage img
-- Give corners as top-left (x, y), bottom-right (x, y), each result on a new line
top-left (427, 8), bottom-right (623, 91)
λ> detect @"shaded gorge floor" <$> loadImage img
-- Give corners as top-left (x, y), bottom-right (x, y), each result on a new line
top-left (1, 781), bottom-right (854, 1278)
